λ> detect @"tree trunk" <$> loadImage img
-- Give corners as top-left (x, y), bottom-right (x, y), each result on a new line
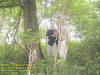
top-left (23, 0), bottom-right (38, 32)
top-left (22, 0), bottom-right (43, 63)
top-left (22, 0), bottom-right (44, 75)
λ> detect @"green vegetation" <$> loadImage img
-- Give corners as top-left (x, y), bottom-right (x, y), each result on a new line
top-left (0, 0), bottom-right (100, 75)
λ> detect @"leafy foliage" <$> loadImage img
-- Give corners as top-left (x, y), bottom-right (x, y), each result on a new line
top-left (0, 0), bottom-right (100, 75)
top-left (0, 0), bottom-right (20, 6)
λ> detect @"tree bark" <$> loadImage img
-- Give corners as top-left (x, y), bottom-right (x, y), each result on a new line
top-left (22, 0), bottom-right (44, 74)
top-left (23, 0), bottom-right (38, 32)
top-left (22, 0), bottom-right (43, 61)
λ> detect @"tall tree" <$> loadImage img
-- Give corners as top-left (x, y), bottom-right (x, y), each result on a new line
top-left (0, 0), bottom-right (44, 62)
top-left (22, 0), bottom-right (43, 61)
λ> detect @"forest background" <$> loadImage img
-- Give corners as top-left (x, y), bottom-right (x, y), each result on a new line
top-left (0, 0), bottom-right (100, 75)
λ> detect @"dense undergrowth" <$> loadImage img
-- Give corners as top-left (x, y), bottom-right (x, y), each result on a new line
top-left (0, 38), bottom-right (100, 75)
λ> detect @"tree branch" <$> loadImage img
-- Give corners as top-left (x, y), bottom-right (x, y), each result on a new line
top-left (0, 4), bottom-right (21, 8)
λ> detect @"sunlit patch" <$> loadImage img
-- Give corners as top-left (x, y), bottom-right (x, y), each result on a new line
top-left (41, 38), bottom-right (46, 43)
